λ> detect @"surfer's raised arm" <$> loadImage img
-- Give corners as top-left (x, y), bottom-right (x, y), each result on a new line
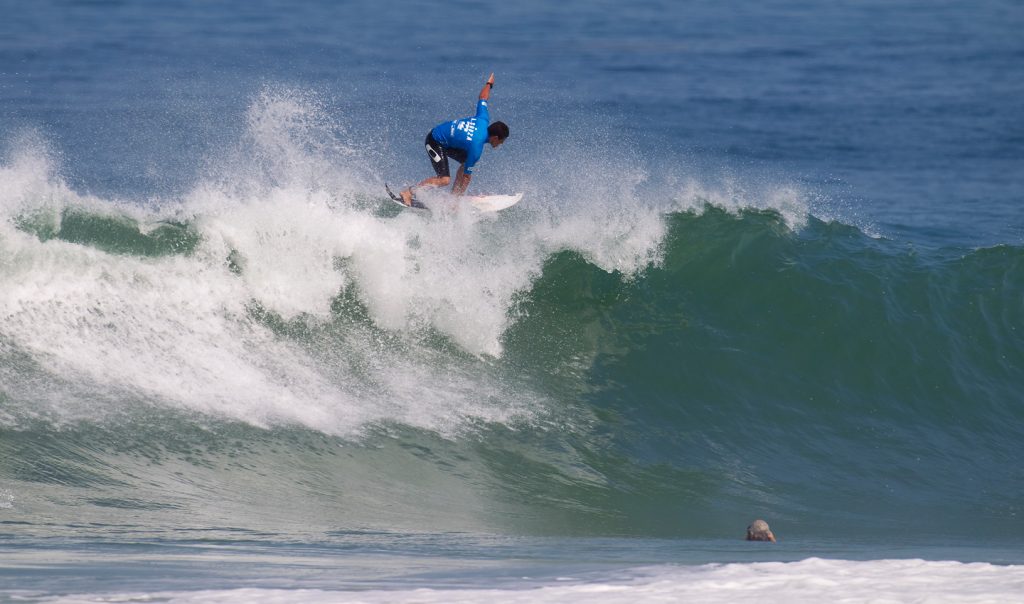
top-left (451, 74), bottom-right (497, 196)
top-left (479, 72), bottom-right (495, 102)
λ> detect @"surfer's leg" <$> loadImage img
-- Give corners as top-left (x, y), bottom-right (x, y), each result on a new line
top-left (403, 134), bottom-right (452, 204)
top-left (402, 175), bottom-right (450, 205)
top-left (424, 133), bottom-right (451, 179)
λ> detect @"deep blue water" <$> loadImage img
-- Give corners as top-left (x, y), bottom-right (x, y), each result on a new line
top-left (2, 1), bottom-right (1023, 602)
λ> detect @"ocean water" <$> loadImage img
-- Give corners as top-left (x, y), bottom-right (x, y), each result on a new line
top-left (2, 0), bottom-right (1023, 602)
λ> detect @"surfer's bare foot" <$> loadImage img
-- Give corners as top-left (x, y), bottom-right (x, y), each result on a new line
top-left (400, 189), bottom-right (413, 206)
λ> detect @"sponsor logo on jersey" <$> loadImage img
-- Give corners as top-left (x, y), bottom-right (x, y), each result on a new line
top-left (456, 118), bottom-right (478, 141)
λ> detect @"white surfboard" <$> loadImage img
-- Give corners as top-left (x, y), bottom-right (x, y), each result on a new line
top-left (386, 184), bottom-right (523, 213)
top-left (465, 192), bottom-right (524, 212)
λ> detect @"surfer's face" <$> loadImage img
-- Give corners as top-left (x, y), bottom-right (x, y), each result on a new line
top-left (489, 135), bottom-right (505, 148)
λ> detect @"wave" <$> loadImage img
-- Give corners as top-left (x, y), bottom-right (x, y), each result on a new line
top-left (2, 90), bottom-right (1022, 541)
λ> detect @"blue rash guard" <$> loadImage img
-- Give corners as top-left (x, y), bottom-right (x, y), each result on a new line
top-left (430, 99), bottom-right (490, 174)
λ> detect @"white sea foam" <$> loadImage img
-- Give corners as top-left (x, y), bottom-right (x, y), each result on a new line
top-left (0, 88), bottom-right (818, 436)
top-left (673, 175), bottom-right (813, 230)
top-left (42, 558), bottom-right (1024, 604)
top-left (0, 121), bottom-right (533, 435)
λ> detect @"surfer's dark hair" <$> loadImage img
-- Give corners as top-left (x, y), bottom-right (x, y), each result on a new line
top-left (489, 121), bottom-right (509, 140)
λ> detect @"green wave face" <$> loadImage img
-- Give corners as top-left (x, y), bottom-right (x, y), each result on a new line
top-left (497, 208), bottom-right (1024, 537)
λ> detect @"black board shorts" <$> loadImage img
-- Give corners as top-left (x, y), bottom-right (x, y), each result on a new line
top-left (425, 132), bottom-right (467, 179)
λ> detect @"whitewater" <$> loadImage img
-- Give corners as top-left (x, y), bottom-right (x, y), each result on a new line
top-left (28, 560), bottom-right (1024, 604)
top-left (1, 89), bottom-right (796, 435)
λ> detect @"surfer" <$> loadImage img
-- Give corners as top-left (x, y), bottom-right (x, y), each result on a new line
top-left (399, 73), bottom-right (509, 206)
